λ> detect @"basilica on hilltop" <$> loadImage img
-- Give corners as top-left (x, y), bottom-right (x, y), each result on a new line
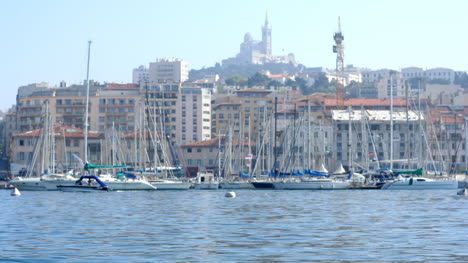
top-left (222, 14), bottom-right (296, 66)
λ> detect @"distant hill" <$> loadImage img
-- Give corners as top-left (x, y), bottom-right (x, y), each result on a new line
top-left (189, 62), bottom-right (305, 81)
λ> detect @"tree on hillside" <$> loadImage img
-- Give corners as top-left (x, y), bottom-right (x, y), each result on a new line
top-left (454, 72), bottom-right (468, 89)
top-left (247, 72), bottom-right (270, 87)
top-left (302, 73), bottom-right (333, 94)
top-left (225, 74), bottom-right (247, 86)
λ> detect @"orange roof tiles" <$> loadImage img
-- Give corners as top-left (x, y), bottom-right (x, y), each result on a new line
top-left (234, 88), bottom-right (272, 93)
top-left (106, 83), bottom-right (138, 90)
top-left (183, 137), bottom-right (221, 147)
top-left (15, 125), bottom-right (102, 138)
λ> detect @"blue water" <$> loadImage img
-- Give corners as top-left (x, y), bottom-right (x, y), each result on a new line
top-left (1, 189), bottom-right (467, 262)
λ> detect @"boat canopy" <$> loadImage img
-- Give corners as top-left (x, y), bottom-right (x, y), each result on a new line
top-left (395, 168), bottom-right (423, 176)
top-left (75, 175), bottom-right (108, 187)
top-left (84, 162), bottom-right (128, 171)
top-left (239, 171), bottom-right (256, 178)
top-left (305, 169), bottom-right (330, 178)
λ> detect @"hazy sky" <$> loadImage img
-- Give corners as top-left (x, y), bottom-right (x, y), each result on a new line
top-left (1, 0), bottom-right (467, 109)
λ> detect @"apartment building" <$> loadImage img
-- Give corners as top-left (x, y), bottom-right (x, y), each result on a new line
top-left (10, 125), bottom-right (103, 176)
top-left (401, 67), bottom-right (456, 84)
top-left (132, 65), bottom-right (149, 84)
top-left (429, 106), bottom-right (468, 173)
top-left (212, 88), bottom-right (275, 143)
top-left (95, 84), bottom-right (141, 132)
top-left (176, 86), bottom-right (212, 145)
top-left (331, 109), bottom-right (424, 171)
top-left (148, 59), bottom-right (188, 84)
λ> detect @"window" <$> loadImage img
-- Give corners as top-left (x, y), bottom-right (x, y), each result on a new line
top-left (74, 140), bottom-right (79, 147)
top-left (19, 152), bottom-right (25, 161)
top-left (187, 148), bottom-right (192, 153)
top-left (28, 139), bottom-right (33, 146)
top-left (19, 140), bottom-right (25, 146)
top-left (66, 139), bottom-right (71, 147)
top-left (197, 148), bottom-right (202, 153)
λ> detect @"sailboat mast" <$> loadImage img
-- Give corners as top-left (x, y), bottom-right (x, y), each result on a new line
top-left (390, 73), bottom-right (394, 170)
top-left (273, 97), bottom-right (278, 172)
top-left (418, 79), bottom-right (423, 170)
top-left (307, 100), bottom-right (311, 169)
top-left (348, 106), bottom-right (353, 172)
top-left (84, 41), bottom-right (92, 165)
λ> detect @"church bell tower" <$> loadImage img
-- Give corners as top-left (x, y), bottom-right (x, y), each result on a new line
top-left (262, 12), bottom-right (272, 57)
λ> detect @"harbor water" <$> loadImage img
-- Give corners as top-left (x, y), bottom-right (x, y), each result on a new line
top-left (1, 189), bottom-right (467, 262)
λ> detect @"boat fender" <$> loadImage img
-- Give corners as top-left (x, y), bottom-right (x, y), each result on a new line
top-left (11, 187), bottom-right (21, 196)
top-left (225, 191), bottom-right (236, 198)
top-left (409, 178), bottom-right (413, 185)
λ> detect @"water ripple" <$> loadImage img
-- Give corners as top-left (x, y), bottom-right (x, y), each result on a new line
top-left (0, 190), bottom-right (467, 262)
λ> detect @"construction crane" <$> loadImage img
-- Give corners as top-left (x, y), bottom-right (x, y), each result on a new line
top-left (333, 16), bottom-right (345, 108)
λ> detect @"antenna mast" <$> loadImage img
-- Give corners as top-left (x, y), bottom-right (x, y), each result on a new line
top-left (333, 17), bottom-right (345, 108)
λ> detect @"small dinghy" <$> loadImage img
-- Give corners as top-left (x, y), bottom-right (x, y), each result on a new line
top-left (57, 175), bottom-right (110, 192)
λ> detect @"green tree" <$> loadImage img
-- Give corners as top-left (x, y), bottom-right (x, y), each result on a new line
top-left (454, 72), bottom-right (468, 89)
top-left (247, 72), bottom-right (270, 87)
top-left (225, 74), bottom-right (247, 86)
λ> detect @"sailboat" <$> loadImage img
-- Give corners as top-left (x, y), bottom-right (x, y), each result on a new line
top-left (380, 75), bottom-right (457, 190)
top-left (60, 41), bottom-right (156, 191)
top-left (9, 102), bottom-right (79, 191)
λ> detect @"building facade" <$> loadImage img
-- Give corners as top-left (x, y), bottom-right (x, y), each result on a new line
top-left (148, 59), bottom-right (188, 84)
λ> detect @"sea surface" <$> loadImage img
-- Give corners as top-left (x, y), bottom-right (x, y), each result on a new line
top-left (1, 189), bottom-right (467, 262)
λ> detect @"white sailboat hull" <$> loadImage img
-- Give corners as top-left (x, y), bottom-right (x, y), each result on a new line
top-left (219, 182), bottom-right (255, 189)
top-left (273, 179), bottom-right (351, 190)
top-left (57, 185), bottom-right (108, 192)
top-left (98, 179), bottom-right (156, 190)
top-left (150, 180), bottom-right (191, 190)
top-left (10, 178), bottom-right (156, 191)
top-left (381, 178), bottom-right (458, 190)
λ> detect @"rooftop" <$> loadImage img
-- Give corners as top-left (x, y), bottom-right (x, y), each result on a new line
top-left (332, 110), bottom-right (424, 122)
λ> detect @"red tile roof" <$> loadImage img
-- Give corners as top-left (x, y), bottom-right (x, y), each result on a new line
top-left (106, 83), bottom-right (138, 90)
top-left (234, 88), bottom-right (272, 93)
top-left (14, 125), bottom-right (101, 138)
top-left (183, 137), bottom-right (221, 147)
top-left (268, 74), bottom-right (291, 78)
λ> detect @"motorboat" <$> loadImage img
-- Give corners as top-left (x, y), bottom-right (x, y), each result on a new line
top-left (9, 173), bottom-right (77, 191)
top-left (57, 175), bottom-right (110, 192)
top-left (381, 176), bottom-right (458, 190)
top-left (192, 172), bottom-right (219, 190)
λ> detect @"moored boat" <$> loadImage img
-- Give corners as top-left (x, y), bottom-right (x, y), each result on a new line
top-left (192, 172), bottom-right (219, 190)
top-left (381, 176), bottom-right (458, 190)
top-left (57, 175), bottom-right (110, 192)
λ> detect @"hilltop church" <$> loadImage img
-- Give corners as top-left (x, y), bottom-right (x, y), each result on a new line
top-left (222, 14), bottom-right (296, 66)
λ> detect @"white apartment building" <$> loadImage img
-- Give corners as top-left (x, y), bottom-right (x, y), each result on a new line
top-left (176, 87), bottom-right (212, 145)
top-left (401, 67), bottom-right (456, 84)
top-left (375, 72), bottom-right (406, 99)
top-left (132, 65), bottom-right (149, 84)
top-left (361, 69), bottom-right (393, 83)
top-left (331, 109), bottom-right (424, 171)
top-left (148, 59), bottom-right (189, 84)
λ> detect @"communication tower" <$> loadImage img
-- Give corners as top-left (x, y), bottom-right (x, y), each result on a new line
top-left (333, 17), bottom-right (345, 107)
